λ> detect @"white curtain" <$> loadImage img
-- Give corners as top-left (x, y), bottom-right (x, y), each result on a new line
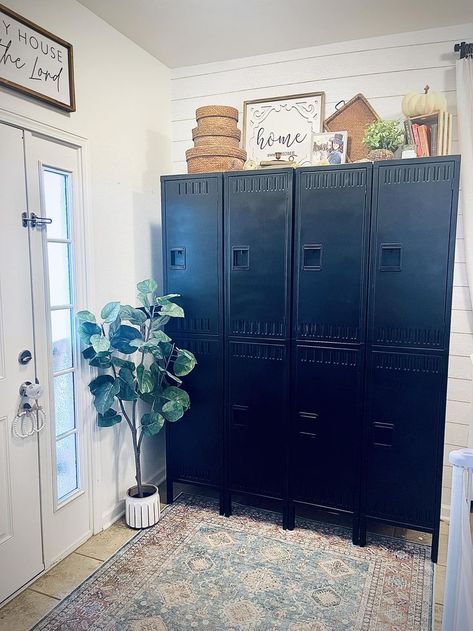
top-left (456, 58), bottom-right (473, 296)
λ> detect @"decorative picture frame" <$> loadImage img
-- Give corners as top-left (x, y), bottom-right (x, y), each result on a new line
top-left (312, 131), bottom-right (348, 166)
top-left (243, 92), bottom-right (325, 166)
top-left (0, 3), bottom-right (75, 112)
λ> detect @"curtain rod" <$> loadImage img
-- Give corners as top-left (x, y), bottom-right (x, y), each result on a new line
top-left (454, 42), bottom-right (473, 58)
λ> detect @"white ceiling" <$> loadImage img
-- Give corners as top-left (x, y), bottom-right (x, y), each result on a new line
top-left (78, 0), bottom-right (473, 68)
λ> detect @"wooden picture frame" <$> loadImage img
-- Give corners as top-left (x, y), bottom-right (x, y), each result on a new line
top-left (243, 92), bottom-right (325, 166)
top-left (0, 3), bottom-right (75, 112)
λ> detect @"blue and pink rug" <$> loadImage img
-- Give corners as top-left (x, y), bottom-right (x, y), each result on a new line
top-left (35, 495), bottom-right (433, 630)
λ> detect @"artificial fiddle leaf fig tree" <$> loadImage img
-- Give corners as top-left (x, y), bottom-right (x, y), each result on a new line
top-left (78, 280), bottom-right (196, 502)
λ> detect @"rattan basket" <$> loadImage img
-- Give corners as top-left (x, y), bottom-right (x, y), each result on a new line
top-left (196, 105), bottom-right (239, 121)
top-left (186, 145), bottom-right (247, 173)
top-left (192, 126), bottom-right (241, 147)
top-left (324, 94), bottom-right (379, 162)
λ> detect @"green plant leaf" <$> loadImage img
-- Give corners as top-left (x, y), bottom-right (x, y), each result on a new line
top-left (150, 315), bottom-right (170, 330)
top-left (137, 292), bottom-right (151, 308)
top-left (82, 346), bottom-right (95, 360)
top-left (108, 315), bottom-right (121, 338)
top-left (90, 334), bottom-right (111, 353)
top-left (136, 365), bottom-right (154, 394)
top-left (159, 302), bottom-right (184, 318)
top-left (149, 328), bottom-right (171, 342)
top-left (97, 408), bottom-right (121, 427)
top-left (141, 412), bottom-right (165, 436)
top-left (89, 375), bottom-right (120, 414)
top-left (78, 321), bottom-right (101, 345)
top-left (77, 310), bottom-right (96, 324)
top-left (173, 348), bottom-right (197, 376)
top-left (162, 386), bottom-right (190, 410)
top-left (162, 399), bottom-right (185, 422)
top-left (89, 352), bottom-right (112, 369)
top-left (110, 325), bottom-right (143, 354)
top-left (129, 338), bottom-right (144, 350)
top-left (118, 367), bottom-right (138, 401)
top-left (137, 279), bottom-right (157, 294)
top-left (155, 294), bottom-right (180, 305)
top-left (111, 357), bottom-right (136, 371)
top-left (101, 301), bottom-right (121, 323)
top-left (119, 305), bottom-right (147, 325)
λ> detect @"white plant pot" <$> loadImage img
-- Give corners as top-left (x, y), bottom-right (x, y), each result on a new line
top-left (125, 484), bottom-right (160, 529)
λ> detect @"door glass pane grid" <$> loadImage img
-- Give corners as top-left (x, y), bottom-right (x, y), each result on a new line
top-left (43, 167), bottom-right (80, 504)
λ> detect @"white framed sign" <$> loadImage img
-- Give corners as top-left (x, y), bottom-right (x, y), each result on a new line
top-left (0, 3), bottom-right (75, 112)
top-left (243, 92), bottom-right (325, 166)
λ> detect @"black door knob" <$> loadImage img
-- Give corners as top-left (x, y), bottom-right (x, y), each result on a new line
top-left (18, 350), bottom-right (33, 365)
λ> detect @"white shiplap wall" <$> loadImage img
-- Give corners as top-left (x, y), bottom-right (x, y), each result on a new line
top-left (170, 23), bottom-right (473, 515)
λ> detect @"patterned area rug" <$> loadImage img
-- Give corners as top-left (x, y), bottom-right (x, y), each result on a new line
top-left (35, 495), bottom-right (433, 630)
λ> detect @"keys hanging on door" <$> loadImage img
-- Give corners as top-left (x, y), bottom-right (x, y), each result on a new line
top-left (12, 380), bottom-right (46, 438)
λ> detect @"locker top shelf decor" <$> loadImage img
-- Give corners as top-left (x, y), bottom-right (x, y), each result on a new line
top-left (161, 155), bottom-right (460, 181)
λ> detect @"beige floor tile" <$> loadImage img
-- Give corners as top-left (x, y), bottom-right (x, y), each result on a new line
top-left (0, 589), bottom-right (58, 631)
top-left (435, 564), bottom-right (446, 606)
top-left (393, 527), bottom-right (432, 544)
top-left (29, 553), bottom-right (101, 600)
top-left (76, 518), bottom-right (137, 561)
top-left (434, 604), bottom-right (443, 631)
top-left (437, 533), bottom-right (449, 567)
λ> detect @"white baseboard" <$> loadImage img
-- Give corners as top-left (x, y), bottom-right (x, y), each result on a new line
top-left (101, 465), bottom-right (166, 531)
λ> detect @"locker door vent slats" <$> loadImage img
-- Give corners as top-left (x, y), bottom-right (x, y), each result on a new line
top-left (178, 179), bottom-right (209, 195)
top-left (230, 173), bottom-right (289, 194)
top-left (381, 162), bottom-right (454, 185)
top-left (298, 346), bottom-right (359, 367)
top-left (298, 322), bottom-right (359, 342)
top-left (373, 352), bottom-right (442, 374)
top-left (230, 341), bottom-right (285, 361)
top-left (302, 169), bottom-right (366, 190)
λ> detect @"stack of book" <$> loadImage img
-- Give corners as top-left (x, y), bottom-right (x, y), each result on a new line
top-left (404, 111), bottom-right (452, 157)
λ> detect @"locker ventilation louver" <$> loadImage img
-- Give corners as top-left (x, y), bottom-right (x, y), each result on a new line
top-left (374, 352), bottom-right (441, 374)
top-left (299, 347), bottom-right (358, 367)
top-left (298, 322), bottom-right (359, 342)
top-left (175, 338), bottom-right (213, 356)
top-left (230, 173), bottom-right (288, 194)
top-left (174, 317), bottom-right (212, 333)
top-left (381, 162), bottom-right (453, 186)
top-left (231, 319), bottom-right (285, 337)
top-left (178, 180), bottom-right (209, 195)
top-left (374, 326), bottom-right (442, 348)
top-left (231, 342), bottom-right (285, 361)
top-left (303, 169), bottom-right (366, 190)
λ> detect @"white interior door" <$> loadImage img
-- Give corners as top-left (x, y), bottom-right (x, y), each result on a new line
top-left (25, 131), bottom-right (91, 566)
top-left (0, 124), bottom-right (44, 603)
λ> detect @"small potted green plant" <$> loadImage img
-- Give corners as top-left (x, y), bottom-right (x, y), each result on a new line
top-left (77, 279), bottom-right (196, 529)
top-left (363, 119), bottom-right (405, 161)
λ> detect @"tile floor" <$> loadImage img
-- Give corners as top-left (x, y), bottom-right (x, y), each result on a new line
top-left (0, 499), bottom-right (465, 631)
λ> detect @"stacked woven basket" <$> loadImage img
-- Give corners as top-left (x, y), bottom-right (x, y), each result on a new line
top-left (186, 105), bottom-right (247, 173)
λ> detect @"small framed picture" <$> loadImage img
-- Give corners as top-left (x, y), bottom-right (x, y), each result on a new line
top-left (312, 131), bottom-right (348, 166)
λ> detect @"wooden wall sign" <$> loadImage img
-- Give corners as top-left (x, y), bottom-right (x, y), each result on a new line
top-left (0, 3), bottom-right (75, 112)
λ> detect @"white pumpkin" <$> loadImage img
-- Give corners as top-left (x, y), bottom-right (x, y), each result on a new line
top-left (402, 85), bottom-right (447, 117)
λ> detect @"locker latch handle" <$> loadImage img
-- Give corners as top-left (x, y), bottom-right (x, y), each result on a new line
top-left (303, 244), bottom-right (322, 271)
top-left (379, 244), bottom-right (402, 272)
top-left (232, 246), bottom-right (250, 270)
top-left (170, 247), bottom-right (186, 270)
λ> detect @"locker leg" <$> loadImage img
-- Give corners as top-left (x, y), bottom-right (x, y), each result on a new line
top-left (166, 477), bottom-right (174, 505)
top-left (358, 514), bottom-right (367, 547)
top-left (219, 490), bottom-right (225, 516)
top-left (284, 501), bottom-right (295, 531)
top-left (224, 491), bottom-right (232, 517)
top-left (352, 512), bottom-right (360, 545)
top-left (431, 525), bottom-right (439, 564)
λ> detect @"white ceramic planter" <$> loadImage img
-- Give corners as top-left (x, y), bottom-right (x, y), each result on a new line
top-left (125, 484), bottom-right (160, 529)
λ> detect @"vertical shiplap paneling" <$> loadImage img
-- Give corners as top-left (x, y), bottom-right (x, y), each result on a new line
top-left (170, 22), bottom-right (473, 515)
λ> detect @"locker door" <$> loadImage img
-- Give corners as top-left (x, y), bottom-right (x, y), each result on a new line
top-left (369, 159), bottom-right (458, 350)
top-left (292, 345), bottom-right (363, 511)
top-left (225, 170), bottom-right (293, 339)
top-left (365, 350), bottom-right (446, 528)
top-left (162, 174), bottom-right (223, 336)
top-left (294, 165), bottom-right (371, 343)
top-left (228, 341), bottom-right (288, 498)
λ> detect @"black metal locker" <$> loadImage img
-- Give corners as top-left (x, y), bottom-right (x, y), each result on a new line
top-left (162, 174), bottom-right (223, 336)
top-left (227, 341), bottom-right (289, 499)
top-left (368, 159), bottom-right (459, 350)
top-left (364, 349), bottom-right (446, 529)
top-left (224, 169), bottom-right (293, 339)
top-left (167, 337), bottom-right (223, 491)
top-left (294, 165), bottom-right (372, 344)
top-left (291, 344), bottom-right (363, 512)
top-left (161, 174), bottom-right (224, 508)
